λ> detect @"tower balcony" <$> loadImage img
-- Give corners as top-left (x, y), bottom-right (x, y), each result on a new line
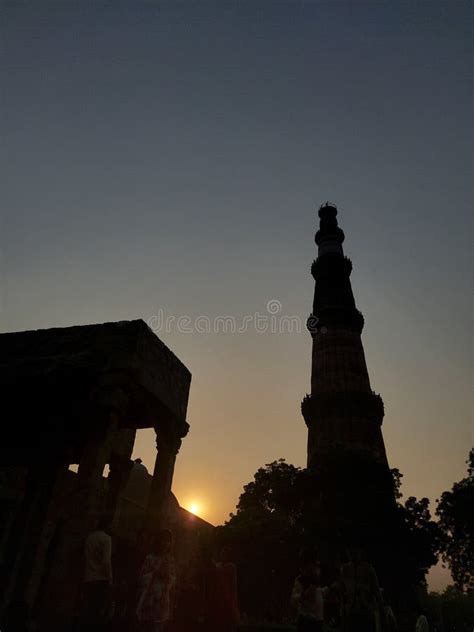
top-left (311, 255), bottom-right (353, 280)
top-left (306, 307), bottom-right (364, 334)
top-left (315, 226), bottom-right (345, 249)
top-left (301, 391), bottom-right (385, 428)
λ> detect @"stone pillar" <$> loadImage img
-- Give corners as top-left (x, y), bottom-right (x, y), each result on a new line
top-left (0, 469), bottom-right (36, 613)
top-left (30, 410), bottom-right (119, 631)
top-left (75, 410), bottom-right (118, 530)
top-left (145, 426), bottom-right (181, 534)
top-left (1, 459), bottom-right (66, 612)
top-left (106, 452), bottom-right (133, 530)
top-left (0, 468), bottom-right (27, 562)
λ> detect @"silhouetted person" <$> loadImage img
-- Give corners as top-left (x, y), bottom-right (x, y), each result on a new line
top-left (341, 547), bottom-right (381, 632)
top-left (291, 550), bottom-right (325, 632)
top-left (378, 588), bottom-right (397, 632)
top-left (324, 555), bottom-right (343, 629)
top-left (415, 609), bottom-right (430, 632)
top-left (206, 546), bottom-right (240, 632)
top-left (135, 529), bottom-right (176, 632)
top-left (173, 541), bottom-right (212, 631)
top-left (83, 516), bottom-right (113, 631)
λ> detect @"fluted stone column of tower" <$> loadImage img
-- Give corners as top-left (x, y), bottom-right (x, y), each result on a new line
top-left (301, 203), bottom-right (395, 552)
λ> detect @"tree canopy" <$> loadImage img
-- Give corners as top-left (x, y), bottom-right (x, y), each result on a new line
top-left (390, 468), bottom-right (441, 587)
top-left (219, 459), bottom-right (441, 622)
top-left (218, 460), bottom-right (305, 621)
top-left (436, 448), bottom-right (474, 591)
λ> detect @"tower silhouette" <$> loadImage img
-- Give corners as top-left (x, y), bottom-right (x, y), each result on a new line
top-left (301, 203), bottom-right (396, 570)
top-left (302, 202), bottom-right (388, 470)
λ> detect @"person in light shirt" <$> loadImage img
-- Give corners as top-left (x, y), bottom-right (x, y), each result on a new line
top-left (83, 516), bottom-right (113, 630)
top-left (340, 546), bottom-right (382, 632)
top-left (291, 550), bottom-right (325, 632)
top-left (415, 609), bottom-right (430, 632)
top-left (135, 529), bottom-right (176, 632)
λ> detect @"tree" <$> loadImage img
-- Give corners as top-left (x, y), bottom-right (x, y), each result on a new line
top-left (229, 459), bottom-right (304, 525)
top-left (436, 448), bottom-right (474, 591)
top-left (390, 468), bottom-right (441, 588)
top-left (220, 460), bottom-right (441, 622)
top-left (218, 460), bottom-right (305, 622)
top-left (399, 496), bottom-right (441, 586)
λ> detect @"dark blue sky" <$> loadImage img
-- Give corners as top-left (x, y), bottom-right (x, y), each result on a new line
top-left (2, 1), bottom-right (472, 588)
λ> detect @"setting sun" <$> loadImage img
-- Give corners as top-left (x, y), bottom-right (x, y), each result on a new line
top-left (188, 502), bottom-right (200, 516)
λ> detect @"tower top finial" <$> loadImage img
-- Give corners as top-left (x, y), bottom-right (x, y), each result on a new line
top-left (318, 201), bottom-right (338, 220)
top-left (315, 201), bottom-right (344, 253)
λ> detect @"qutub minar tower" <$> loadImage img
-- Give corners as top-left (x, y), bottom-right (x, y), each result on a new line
top-left (301, 203), bottom-right (398, 583)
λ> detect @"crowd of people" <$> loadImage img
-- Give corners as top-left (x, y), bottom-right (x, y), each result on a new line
top-left (81, 519), bottom-right (431, 632)
top-left (290, 548), bottom-right (396, 632)
top-left (290, 548), bottom-right (432, 632)
top-left (81, 519), bottom-right (239, 632)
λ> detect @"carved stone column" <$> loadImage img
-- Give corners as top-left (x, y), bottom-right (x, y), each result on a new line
top-left (106, 452), bottom-right (133, 529)
top-left (26, 411), bottom-right (120, 630)
top-left (145, 426), bottom-right (181, 534)
top-left (2, 459), bottom-right (67, 611)
top-left (75, 410), bottom-right (118, 530)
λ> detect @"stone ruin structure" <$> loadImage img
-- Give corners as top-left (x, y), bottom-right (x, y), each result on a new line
top-left (0, 319), bottom-right (211, 630)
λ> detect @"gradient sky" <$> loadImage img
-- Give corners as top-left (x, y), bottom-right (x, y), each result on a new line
top-left (2, 1), bottom-right (472, 591)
